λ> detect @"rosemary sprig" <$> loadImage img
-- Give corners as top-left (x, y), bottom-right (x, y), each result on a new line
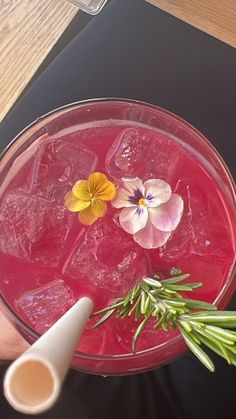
top-left (92, 269), bottom-right (236, 372)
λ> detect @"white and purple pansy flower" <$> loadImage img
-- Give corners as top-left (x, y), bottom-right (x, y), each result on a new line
top-left (112, 177), bottom-right (184, 249)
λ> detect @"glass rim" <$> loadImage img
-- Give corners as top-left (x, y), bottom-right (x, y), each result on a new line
top-left (0, 97), bottom-right (235, 364)
top-left (67, 0), bottom-right (108, 15)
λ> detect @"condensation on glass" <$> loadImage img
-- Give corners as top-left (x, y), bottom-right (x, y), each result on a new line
top-left (67, 0), bottom-right (107, 15)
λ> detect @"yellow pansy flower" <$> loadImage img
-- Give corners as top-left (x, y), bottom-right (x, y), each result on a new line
top-left (65, 172), bottom-right (116, 225)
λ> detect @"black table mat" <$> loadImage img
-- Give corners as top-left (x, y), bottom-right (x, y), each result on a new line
top-left (0, 1), bottom-right (236, 418)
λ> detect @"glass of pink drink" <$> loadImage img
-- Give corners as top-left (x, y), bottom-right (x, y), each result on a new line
top-left (0, 99), bottom-right (235, 375)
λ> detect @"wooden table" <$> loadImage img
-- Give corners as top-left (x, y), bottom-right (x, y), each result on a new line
top-left (0, 0), bottom-right (235, 122)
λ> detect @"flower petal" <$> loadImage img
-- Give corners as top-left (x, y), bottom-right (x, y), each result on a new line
top-left (144, 179), bottom-right (172, 207)
top-left (64, 191), bottom-right (90, 212)
top-left (112, 177), bottom-right (144, 208)
top-left (112, 188), bottom-right (136, 208)
top-left (88, 172), bottom-right (108, 195)
top-left (95, 180), bottom-right (116, 201)
top-left (78, 207), bottom-right (98, 225)
top-left (149, 193), bottom-right (184, 232)
top-left (133, 220), bottom-right (171, 249)
top-left (91, 199), bottom-right (108, 218)
top-left (72, 180), bottom-right (91, 200)
top-left (119, 206), bottom-right (148, 234)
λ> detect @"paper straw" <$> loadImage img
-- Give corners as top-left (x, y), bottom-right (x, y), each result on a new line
top-left (4, 297), bottom-right (93, 414)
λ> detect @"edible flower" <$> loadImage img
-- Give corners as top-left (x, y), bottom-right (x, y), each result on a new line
top-left (112, 177), bottom-right (183, 249)
top-left (65, 172), bottom-right (116, 225)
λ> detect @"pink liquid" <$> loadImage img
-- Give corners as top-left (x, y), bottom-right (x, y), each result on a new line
top-left (0, 121), bottom-right (234, 359)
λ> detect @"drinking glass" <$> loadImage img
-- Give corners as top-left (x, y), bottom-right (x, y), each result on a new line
top-left (67, 0), bottom-right (108, 15)
top-left (0, 99), bottom-right (235, 375)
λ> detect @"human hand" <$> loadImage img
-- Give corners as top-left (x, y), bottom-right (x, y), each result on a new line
top-left (0, 309), bottom-right (29, 361)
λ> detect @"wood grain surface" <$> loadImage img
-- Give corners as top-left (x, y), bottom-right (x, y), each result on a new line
top-left (0, 0), bottom-right (77, 122)
top-left (147, 0), bottom-right (236, 48)
top-left (0, 0), bottom-right (235, 122)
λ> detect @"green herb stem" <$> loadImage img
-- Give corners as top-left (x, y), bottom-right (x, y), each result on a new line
top-left (92, 269), bottom-right (236, 372)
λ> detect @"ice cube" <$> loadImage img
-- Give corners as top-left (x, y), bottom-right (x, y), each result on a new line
top-left (0, 191), bottom-right (74, 267)
top-left (106, 128), bottom-right (181, 182)
top-left (107, 315), bottom-right (180, 354)
top-left (63, 217), bottom-right (147, 297)
top-left (78, 319), bottom-right (111, 355)
top-left (156, 182), bottom-right (193, 264)
top-left (16, 279), bottom-right (75, 334)
top-left (0, 140), bottom-right (41, 198)
top-left (79, 315), bottom-right (179, 355)
top-left (32, 139), bottom-right (98, 202)
top-left (158, 180), bottom-right (233, 265)
top-left (79, 316), bottom-right (160, 356)
top-left (191, 215), bottom-right (233, 262)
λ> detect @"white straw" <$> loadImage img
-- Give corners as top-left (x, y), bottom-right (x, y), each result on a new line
top-left (4, 297), bottom-right (93, 414)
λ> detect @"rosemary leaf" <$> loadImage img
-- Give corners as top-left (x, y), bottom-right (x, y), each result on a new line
top-left (205, 325), bottom-right (236, 341)
top-left (92, 300), bottom-right (124, 316)
top-left (132, 316), bottom-right (150, 352)
top-left (167, 309), bottom-right (177, 317)
top-left (140, 291), bottom-right (147, 314)
top-left (178, 319), bottom-right (192, 333)
top-left (188, 331), bottom-right (201, 345)
top-left (214, 341), bottom-right (232, 365)
top-left (131, 284), bottom-right (140, 302)
top-left (203, 328), bottom-right (235, 346)
top-left (124, 292), bottom-right (132, 307)
top-left (144, 294), bottom-right (151, 313)
top-left (187, 311), bottom-right (236, 327)
top-left (153, 307), bottom-right (161, 316)
top-left (227, 355), bottom-right (236, 367)
top-left (93, 308), bottom-right (116, 328)
top-left (154, 311), bottom-right (168, 329)
top-left (143, 278), bottom-right (162, 288)
top-left (162, 322), bottom-right (169, 332)
top-left (140, 283), bottom-right (150, 293)
top-left (196, 332), bottom-right (223, 355)
top-left (149, 289), bottom-right (161, 296)
top-left (180, 328), bottom-right (215, 372)
top-left (128, 294), bottom-right (142, 316)
top-left (224, 343), bottom-right (236, 356)
top-left (135, 301), bottom-right (142, 321)
top-left (165, 284), bottom-right (197, 292)
top-left (159, 288), bottom-right (178, 296)
top-left (165, 299), bottom-right (186, 308)
top-left (157, 292), bottom-right (176, 300)
top-left (177, 309), bottom-right (187, 315)
top-left (174, 298), bottom-right (215, 311)
top-left (149, 293), bottom-right (158, 303)
top-left (160, 273), bottom-right (190, 284)
top-left (119, 304), bottom-right (132, 318)
top-left (183, 282), bottom-right (203, 289)
top-left (188, 320), bottom-right (205, 329)
top-left (196, 330), bottom-right (232, 365)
